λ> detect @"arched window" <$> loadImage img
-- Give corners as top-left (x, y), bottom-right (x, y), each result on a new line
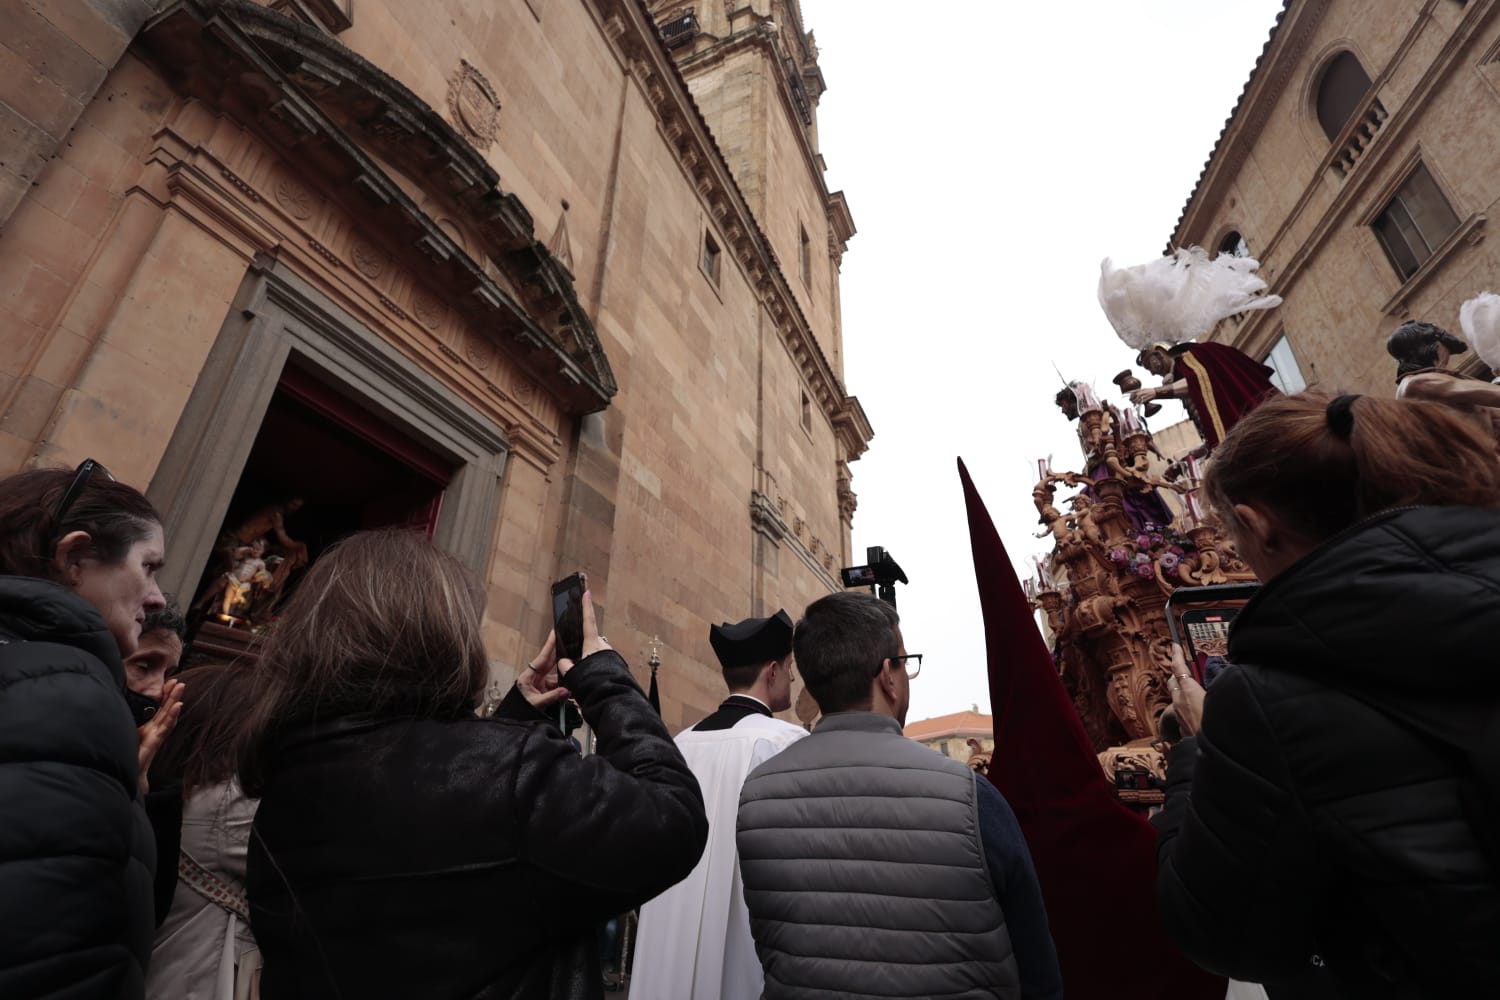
top-left (1316, 51), bottom-right (1372, 141)
top-left (1219, 231), bottom-right (1250, 258)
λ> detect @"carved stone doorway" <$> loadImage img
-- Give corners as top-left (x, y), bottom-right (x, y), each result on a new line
top-left (150, 260), bottom-right (510, 661)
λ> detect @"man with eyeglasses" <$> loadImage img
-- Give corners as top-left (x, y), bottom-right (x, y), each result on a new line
top-left (737, 591), bottom-right (1062, 1000)
top-left (632, 610), bottom-right (806, 1000)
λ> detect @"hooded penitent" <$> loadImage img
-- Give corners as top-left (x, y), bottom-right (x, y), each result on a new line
top-left (958, 458), bottom-right (1225, 1000)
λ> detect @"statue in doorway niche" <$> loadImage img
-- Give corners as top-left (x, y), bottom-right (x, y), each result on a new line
top-left (220, 539), bottom-right (273, 619)
top-left (194, 497), bottom-right (309, 625)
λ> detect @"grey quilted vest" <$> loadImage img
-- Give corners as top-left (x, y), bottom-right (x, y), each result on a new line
top-left (737, 712), bottom-right (1021, 1000)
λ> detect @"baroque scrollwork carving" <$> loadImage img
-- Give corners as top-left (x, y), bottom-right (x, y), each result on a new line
top-left (1029, 382), bottom-right (1257, 804)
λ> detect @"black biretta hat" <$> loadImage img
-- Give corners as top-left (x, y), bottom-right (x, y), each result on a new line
top-left (709, 610), bottom-right (794, 669)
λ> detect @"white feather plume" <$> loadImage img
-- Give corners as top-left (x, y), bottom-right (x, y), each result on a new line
top-left (1459, 292), bottom-right (1500, 371)
top-left (1098, 246), bottom-right (1283, 350)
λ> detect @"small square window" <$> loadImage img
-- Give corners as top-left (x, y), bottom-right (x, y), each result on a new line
top-left (701, 230), bottom-right (721, 286)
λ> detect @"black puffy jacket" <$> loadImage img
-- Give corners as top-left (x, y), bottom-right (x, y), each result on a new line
top-left (0, 576), bottom-right (156, 999)
top-left (1155, 507), bottom-right (1500, 998)
top-left (247, 649), bottom-right (708, 999)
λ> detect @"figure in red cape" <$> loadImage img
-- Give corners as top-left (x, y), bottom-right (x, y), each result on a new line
top-left (958, 457), bottom-right (1224, 1000)
top-left (1098, 245), bottom-right (1283, 452)
top-left (1130, 342), bottom-right (1279, 450)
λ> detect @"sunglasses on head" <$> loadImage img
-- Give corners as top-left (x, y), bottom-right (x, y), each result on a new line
top-left (45, 458), bottom-right (116, 559)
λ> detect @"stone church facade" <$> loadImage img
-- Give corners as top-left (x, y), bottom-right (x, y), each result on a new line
top-left (0, 0), bottom-right (871, 730)
top-left (1172, 0), bottom-right (1500, 392)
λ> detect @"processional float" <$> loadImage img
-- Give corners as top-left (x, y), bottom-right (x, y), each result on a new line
top-left (1022, 247), bottom-right (1282, 806)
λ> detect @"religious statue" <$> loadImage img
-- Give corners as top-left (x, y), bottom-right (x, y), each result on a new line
top-left (965, 738), bottom-right (993, 777)
top-left (194, 497), bottom-right (310, 625)
top-left (220, 539), bottom-right (274, 619)
top-left (1388, 319), bottom-right (1500, 438)
top-left (1097, 244), bottom-right (1283, 453)
top-left (1052, 382), bottom-right (1176, 532)
top-left (1128, 341), bottom-right (1279, 451)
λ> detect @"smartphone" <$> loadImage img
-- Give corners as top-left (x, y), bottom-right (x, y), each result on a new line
top-left (551, 573), bottom-right (586, 662)
top-left (1166, 583), bottom-right (1259, 687)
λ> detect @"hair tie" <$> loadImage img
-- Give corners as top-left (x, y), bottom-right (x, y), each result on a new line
top-left (1326, 393), bottom-right (1361, 439)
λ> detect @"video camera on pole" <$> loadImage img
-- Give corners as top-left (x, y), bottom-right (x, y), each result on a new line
top-left (839, 546), bottom-right (908, 609)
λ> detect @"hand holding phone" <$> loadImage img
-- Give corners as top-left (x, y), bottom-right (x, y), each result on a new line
top-left (551, 574), bottom-right (612, 671)
top-left (552, 573), bottom-right (586, 662)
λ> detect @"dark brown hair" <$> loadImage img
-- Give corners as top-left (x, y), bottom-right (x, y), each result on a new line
top-left (792, 591), bottom-right (901, 714)
top-left (236, 530), bottom-right (489, 796)
top-left (0, 467), bottom-right (160, 580)
top-left (151, 664), bottom-right (249, 797)
top-left (1204, 391), bottom-right (1500, 547)
top-left (723, 660), bottom-right (772, 692)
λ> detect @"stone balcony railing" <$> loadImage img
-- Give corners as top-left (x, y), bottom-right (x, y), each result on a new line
top-left (1332, 98), bottom-right (1388, 178)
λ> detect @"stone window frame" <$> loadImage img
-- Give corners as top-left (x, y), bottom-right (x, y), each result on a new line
top-left (1313, 49), bottom-right (1374, 142)
top-left (1261, 333), bottom-right (1309, 394)
top-left (700, 221), bottom-right (724, 294)
top-left (798, 221), bottom-right (811, 288)
top-left (149, 260), bottom-right (510, 603)
top-left (1359, 148), bottom-right (1486, 316)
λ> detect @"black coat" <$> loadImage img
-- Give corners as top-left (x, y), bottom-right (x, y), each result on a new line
top-left (0, 576), bottom-right (156, 1000)
top-left (247, 649), bottom-right (708, 1000)
top-left (1155, 507), bottom-right (1500, 998)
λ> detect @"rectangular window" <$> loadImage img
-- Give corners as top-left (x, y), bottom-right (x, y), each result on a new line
top-left (799, 224), bottom-right (811, 286)
top-left (800, 389), bottom-right (812, 434)
top-left (701, 230), bottom-right (721, 286)
top-left (1372, 162), bottom-right (1460, 281)
top-left (1264, 335), bottom-right (1307, 394)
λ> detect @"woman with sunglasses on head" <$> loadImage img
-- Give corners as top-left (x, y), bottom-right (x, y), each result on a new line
top-left (0, 461), bottom-right (179, 1000)
top-left (1153, 393), bottom-right (1500, 998)
top-left (235, 531), bottom-right (708, 1000)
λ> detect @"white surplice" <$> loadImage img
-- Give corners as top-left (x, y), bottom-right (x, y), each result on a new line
top-left (630, 713), bottom-right (806, 1000)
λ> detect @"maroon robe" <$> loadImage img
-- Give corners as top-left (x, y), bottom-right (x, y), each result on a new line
top-left (1172, 342), bottom-right (1279, 449)
top-left (959, 458), bottom-right (1224, 1000)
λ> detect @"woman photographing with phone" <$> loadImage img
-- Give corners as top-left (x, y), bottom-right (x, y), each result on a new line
top-left (1153, 392), bottom-right (1500, 997)
top-left (236, 531), bottom-right (707, 999)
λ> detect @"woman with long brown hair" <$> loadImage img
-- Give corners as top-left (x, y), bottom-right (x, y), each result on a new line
top-left (1153, 392), bottom-right (1500, 997)
top-left (234, 530), bottom-right (707, 999)
top-left (0, 461), bottom-right (177, 999)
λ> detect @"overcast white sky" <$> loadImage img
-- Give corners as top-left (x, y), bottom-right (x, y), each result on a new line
top-left (798, 0), bottom-right (1288, 722)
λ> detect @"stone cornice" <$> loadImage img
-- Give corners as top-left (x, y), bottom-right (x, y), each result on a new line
top-left (591, 0), bottom-right (872, 461)
top-left (1171, 0), bottom-right (1325, 250)
top-left (142, 136), bottom-right (566, 471)
top-left (139, 0), bottom-right (618, 416)
top-left (750, 488), bottom-right (840, 591)
top-left (671, 22), bottom-right (832, 212)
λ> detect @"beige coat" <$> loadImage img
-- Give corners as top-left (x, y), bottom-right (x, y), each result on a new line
top-left (145, 781), bottom-right (260, 1000)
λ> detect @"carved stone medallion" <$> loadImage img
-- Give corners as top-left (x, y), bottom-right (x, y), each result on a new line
top-left (464, 330), bottom-right (495, 370)
top-left (511, 373), bottom-right (537, 404)
top-left (447, 60), bottom-right (500, 150)
top-left (273, 170), bottom-right (316, 220)
top-left (350, 240), bottom-right (386, 278)
top-left (412, 290), bottom-right (446, 331)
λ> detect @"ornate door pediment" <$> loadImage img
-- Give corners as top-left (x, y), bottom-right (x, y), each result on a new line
top-left (139, 0), bottom-right (616, 414)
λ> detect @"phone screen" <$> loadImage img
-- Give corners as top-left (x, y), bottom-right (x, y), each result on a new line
top-left (551, 573), bottom-right (585, 661)
top-left (1179, 609), bottom-right (1235, 687)
top-left (1166, 584), bottom-right (1258, 687)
